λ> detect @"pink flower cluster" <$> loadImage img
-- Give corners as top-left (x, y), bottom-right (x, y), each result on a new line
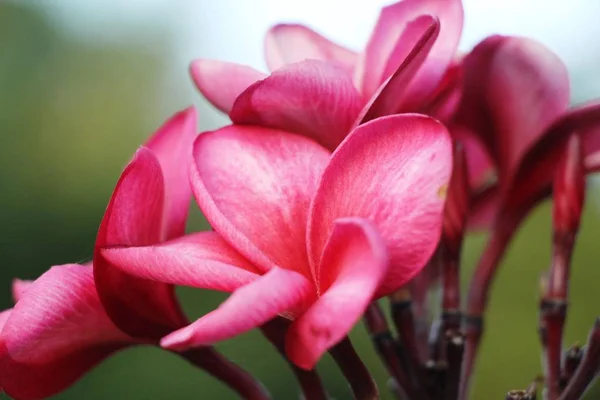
top-left (2, 0), bottom-right (600, 399)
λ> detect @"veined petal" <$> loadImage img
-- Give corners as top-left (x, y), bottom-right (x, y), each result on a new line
top-left (357, 15), bottom-right (439, 124)
top-left (230, 60), bottom-right (363, 150)
top-left (308, 114), bottom-right (452, 295)
top-left (190, 60), bottom-right (266, 114)
top-left (160, 268), bottom-right (314, 351)
top-left (144, 107), bottom-right (197, 240)
top-left (458, 35), bottom-right (570, 179)
top-left (265, 24), bottom-right (357, 74)
top-left (360, 0), bottom-right (463, 100)
top-left (191, 125), bottom-right (330, 277)
top-left (286, 218), bottom-right (388, 369)
top-left (101, 232), bottom-right (260, 292)
top-left (0, 265), bottom-right (132, 400)
top-left (95, 148), bottom-right (185, 339)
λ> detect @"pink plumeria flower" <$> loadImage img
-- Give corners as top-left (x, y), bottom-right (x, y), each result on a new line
top-left (0, 109), bottom-right (266, 400)
top-left (190, 0), bottom-right (463, 151)
top-left (451, 35), bottom-right (600, 231)
top-left (100, 114), bottom-right (452, 369)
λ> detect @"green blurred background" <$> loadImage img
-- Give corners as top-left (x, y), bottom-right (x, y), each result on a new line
top-left (1, 1), bottom-right (600, 398)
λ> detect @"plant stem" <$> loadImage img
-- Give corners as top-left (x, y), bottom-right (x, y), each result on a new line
top-left (329, 336), bottom-right (379, 400)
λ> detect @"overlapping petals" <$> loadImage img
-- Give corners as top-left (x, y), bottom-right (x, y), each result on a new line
top-left (191, 0), bottom-right (464, 153)
top-left (0, 265), bottom-right (134, 400)
top-left (94, 108), bottom-right (197, 338)
top-left (129, 114), bottom-right (453, 368)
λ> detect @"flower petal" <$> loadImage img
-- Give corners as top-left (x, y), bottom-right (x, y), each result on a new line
top-left (95, 147), bottom-right (185, 339)
top-left (190, 60), bottom-right (266, 114)
top-left (357, 15), bottom-right (439, 124)
top-left (12, 279), bottom-right (33, 302)
top-left (451, 125), bottom-right (495, 191)
top-left (101, 232), bottom-right (260, 292)
top-left (0, 265), bottom-right (132, 400)
top-left (457, 35), bottom-right (570, 179)
top-left (503, 102), bottom-right (600, 216)
top-left (191, 125), bottom-right (330, 277)
top-left (160, 268), bottom-right (314, 351)
top-left (265, 24), bottom-right (357, 75)
top-left (144, 107), bottom-right (197, 240)
top-left (286, 218), bottom-right (388, 369)
top-left (230, 60), bottom-right (363, 150)
top-left (360, 0), bottom-right (463, 101)
top-left (308, 114), bottom-right (452, 295)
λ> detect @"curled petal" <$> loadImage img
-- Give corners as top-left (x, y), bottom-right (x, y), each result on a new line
top-left (504, 102), bottom-right (600, 219)
top-left (458, 35), bottom-right (570, 178)
top-left (0, 265), bottom-right (132, 400)
top-left (450, 125), bottom-right (495, 191)
top-left (161, 268), bottom-right (314, 351)
top-left (265, 24), bottom-right (357, 74)
top-left (308, 114), bottom-right (452, 295)
top-left (360, 0), bottom-right (463, 101)
top-left (95, 148), bottom-right (185, 339)
top-left (191, 125), bottom-right (330, 277)
top-left (144, 107), bottom-right (197, 240)
top-left (357, 15), bottom-right (439, 124)
top-left (190, 60), bottom-right (266, 114)
top-left (231, 60), bottom-right (363, 150)
top-left (101, 232), bottom-right (260, 292)
top-left (286, 218), bottom-right (388, 369)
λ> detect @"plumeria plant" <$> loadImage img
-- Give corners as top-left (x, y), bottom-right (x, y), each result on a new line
top-left (2, 0), bottom-right (600, 399)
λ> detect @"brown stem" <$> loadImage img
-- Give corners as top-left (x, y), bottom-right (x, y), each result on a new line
top-left (260, 318), bottom-right (328, 400)
top-left (560, 344), bottom-right (583, 391)
top-left (329, 337), bottom-right (379, 400)
top-left (391, 290), bottom-right (423, 372)
top-left (444, 330), bottom-right (465, 400)
top-left (540, 298), bottom-right (567, 400)
top-left (559, 318), bottom-right (600, 400)
top-left (364, 303), bottom-right (413, 399)
top-left (181, 347), bottom-right (270, 400)
top-left (462, 215), bottom-right (519, 400)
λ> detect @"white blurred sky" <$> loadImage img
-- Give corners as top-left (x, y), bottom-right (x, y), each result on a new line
top-left (42, 0), bottom-right (600, 110)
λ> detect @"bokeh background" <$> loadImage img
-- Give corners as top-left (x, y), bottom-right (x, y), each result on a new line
top-left (2, 0), bottom-right (600, 398)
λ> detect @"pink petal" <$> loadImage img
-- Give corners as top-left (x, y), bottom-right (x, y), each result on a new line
top-left (230, 60), bottom-right (363, 150)
top-left (286, 218), bottom-right (388, 369)
top-left (450, 125), bottom-right (496, 191)
top-left (265, 24), bottom-right (357, 75)
top-left (190, 60), bottom-right (266, 114)
top-left (101, 232), bottom-right (261, 292)
top-left (503, 102), bottom-right (600, 216)
top-left (94, 148), bottom-right (185, 339)
top-left (191, 125), bottom-right (330, 277)
top-left (457, 35), bottom-right (570, 180)
top-left (360, 0), bottom-right (463, 101)
top-left (160, 268), bottom-right (314, 351)
top-left (144, 107), bottom-right (197, 240)
top-left (357, 15), bottom-right (439, 124)
top-left (422, 60), bottom-right (463, 123)
top-left (468, 186), bottom-right (499, 231)
top-left (12, 279), bottom-right (33, 302)
top-left (308, 114), bottom-right (452, 295)
top-left (0, 265), bottom-right (132, 400)
top-left (0, 310), bottom-right (11, 332)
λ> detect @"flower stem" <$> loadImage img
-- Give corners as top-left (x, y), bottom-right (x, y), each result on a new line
top-left (364, 303), bottom-right (413, 399)
top-left (260, 317), bottom-right (328, 400)
top-left (181, 347), bottom-right (270, 400)
top-left (329, 336), bottom-right (379, 400)
top-left (559, 318), bottom-right (600, 400)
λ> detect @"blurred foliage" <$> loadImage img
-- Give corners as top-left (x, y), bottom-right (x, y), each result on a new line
top-left (1, 2), bottom-right (600, 399)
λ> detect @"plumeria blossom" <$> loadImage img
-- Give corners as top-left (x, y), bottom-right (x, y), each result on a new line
top-left (0, 109), bottom-right (196, 399)
top-left (190, 0), bottom-right (463, 151)
top-left (0, 109), bottom-right (267, 400)
top-left (453, 35), bottom-right (600, 231)
top-left (100, 113), bottom-right (452, 369)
